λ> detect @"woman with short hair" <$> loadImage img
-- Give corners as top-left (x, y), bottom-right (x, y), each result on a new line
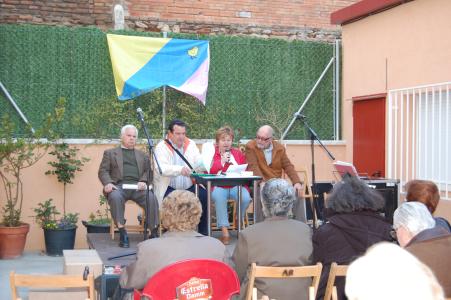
top-left (405, 179), bottom-right (451, 231)
top-left (208, 126), bottom-right (251, 244)
top-left (119, 190), bottom-right (226, 294)
top-left (233, 178), bottom-right (313, 300)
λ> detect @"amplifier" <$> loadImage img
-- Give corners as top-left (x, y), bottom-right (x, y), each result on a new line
top-left (308, 179), bottom-right (399, 223)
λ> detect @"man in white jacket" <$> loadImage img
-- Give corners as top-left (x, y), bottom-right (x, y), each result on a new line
top-left (154, 119), bottom-right (208, 235)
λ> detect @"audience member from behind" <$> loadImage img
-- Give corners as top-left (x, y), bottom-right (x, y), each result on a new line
top-left (345, 242), bottom-right (444, 300)
top-left (393, 201), bottom-right (451, 296)
top-left (233, 178), bottom-right (313, 300)
top-left (119, 190), bottom-right (226, 294)
top-left (405, 179), bottom-right (451, 231)
top-left (312, 176), bottom-right (392, 300)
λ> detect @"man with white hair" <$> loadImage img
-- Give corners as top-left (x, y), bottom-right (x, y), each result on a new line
top-left (245, 125), bottom-right (306, 222)
top-left (393, 201), bottom-right (451, 296)
top-left (99, 124), bottom-right (159, 248)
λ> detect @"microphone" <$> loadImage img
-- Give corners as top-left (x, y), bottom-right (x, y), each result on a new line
top-left (294, 112), bottom-right (306, 119)
top-left (224, 149), bottom-right (231, 163)
top-left (136, 107), bottom-right (144, 122)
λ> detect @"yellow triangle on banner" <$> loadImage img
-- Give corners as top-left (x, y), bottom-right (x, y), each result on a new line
top-left (106, 34), bottom-right (171, 97)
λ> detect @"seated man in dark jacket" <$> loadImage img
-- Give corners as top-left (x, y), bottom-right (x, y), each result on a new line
top-left (312, 176), bottom-right (393, 300)
top-left (393, 201), bottom-right (451, 297)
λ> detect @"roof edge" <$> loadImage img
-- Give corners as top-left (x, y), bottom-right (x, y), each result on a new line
top-left (331, 0), bottom-right (413, 25)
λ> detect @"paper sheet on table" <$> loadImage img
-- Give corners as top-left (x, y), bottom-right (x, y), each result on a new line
top-left (225, 164), bottom-right (248, 176)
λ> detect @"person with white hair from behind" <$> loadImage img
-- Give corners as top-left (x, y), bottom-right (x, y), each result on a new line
top-left (393, 201), bottom-right (451, 297)
top-left (345, 242), bottom-right (444, 300)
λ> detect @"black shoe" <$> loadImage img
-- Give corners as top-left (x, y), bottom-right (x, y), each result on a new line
top-left (149, 228), bottom-right (160, 239)
top-left (119, 229), bottom-right (129, 248)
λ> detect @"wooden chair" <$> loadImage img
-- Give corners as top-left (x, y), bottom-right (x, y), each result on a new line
top-left (252, 289), bottom-right (274, 300)
top-left (211, 200), bottom-right (251, 231)
top-left (10, 271), bottom-right (95, 300)
top-left (245, 262), bottom-right (323, 300)
top-left (134, 259), bottom-right (240, 300)
top-left (110, 200), bottom-right (146, 239)
top-left (283, 167), bottom-right (318, 226)
top-left (324, 262), bottom-right (349, 300)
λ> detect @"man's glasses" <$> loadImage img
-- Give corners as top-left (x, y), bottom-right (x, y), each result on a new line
top-left (256, 135), bottom-right (272, 142)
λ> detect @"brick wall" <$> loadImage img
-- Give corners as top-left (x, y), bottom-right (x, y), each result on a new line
top-left (0, 0), bottom-right (359, 42)
top-left (0, 0), bottom-right (113, 27)
top-left (127, 0), bottom-right (355, 29)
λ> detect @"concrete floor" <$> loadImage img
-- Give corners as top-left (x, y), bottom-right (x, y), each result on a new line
top-left (1, 232), bottom-right (238, 300)
top-left (1, 251), bottom-right (64, 300)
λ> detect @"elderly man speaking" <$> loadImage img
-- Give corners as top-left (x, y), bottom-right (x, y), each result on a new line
top-left (246, 125), bottom-right (306, 222)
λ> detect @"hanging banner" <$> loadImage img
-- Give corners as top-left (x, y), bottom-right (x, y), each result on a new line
top-left (107, 34), bottom-right (210, 104)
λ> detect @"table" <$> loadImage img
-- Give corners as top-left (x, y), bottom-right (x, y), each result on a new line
top-left (191, 174), bottom-right (262, 236)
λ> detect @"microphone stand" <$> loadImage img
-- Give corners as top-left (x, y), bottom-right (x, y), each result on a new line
top-left (297, 114), bottom-right (335, 228)
top-left (137, 111), bottom-right (162, 241)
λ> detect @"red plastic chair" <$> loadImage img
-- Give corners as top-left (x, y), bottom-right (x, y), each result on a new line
top-left (134, 259), bottom-right (240, 300)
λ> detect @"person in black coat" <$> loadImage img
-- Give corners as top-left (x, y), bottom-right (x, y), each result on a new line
top-left (312, 176), bottom-right (393, 300)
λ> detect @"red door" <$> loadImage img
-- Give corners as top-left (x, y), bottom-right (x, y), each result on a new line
top-left (353, 94), bottom-right (386, 178)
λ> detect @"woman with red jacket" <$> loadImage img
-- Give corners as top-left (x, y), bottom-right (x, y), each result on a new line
top-left (208, 126), bottom-right (251, 245)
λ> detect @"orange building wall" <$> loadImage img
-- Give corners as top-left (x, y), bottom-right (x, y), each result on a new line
top-left (339, 0), bottom-right (451, 220)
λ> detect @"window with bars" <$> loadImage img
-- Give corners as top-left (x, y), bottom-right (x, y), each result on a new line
top-left (387, 82), bottom-right (451, 200)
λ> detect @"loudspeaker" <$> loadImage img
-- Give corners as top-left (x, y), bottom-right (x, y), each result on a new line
top-left (309, 179), bottom-right (399, 224)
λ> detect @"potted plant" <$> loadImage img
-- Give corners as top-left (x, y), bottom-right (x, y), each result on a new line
top-left (82, 195), bottom-right (111, 233)
top-left (0, 115), bottom-right (54, 259)
top-left (44, 142), bottom-right (89, 254)
top-left (32, 198), bottom-right (79, 256)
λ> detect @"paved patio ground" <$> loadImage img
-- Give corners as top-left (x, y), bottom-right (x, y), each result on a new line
top-left (1, 231), bottom-right (237, 300)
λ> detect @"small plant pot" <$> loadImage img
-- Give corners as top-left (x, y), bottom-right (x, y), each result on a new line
top-left (43, 227), bottom-right (76, 256)
top-left (82, 221), bottom-right (111, 233)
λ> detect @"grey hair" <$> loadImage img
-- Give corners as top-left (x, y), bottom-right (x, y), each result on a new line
top-left (393, 202), bottom-right (435, 236)
top-left (120, 124), bottom-right (138, 138)
top-left (261, 178), bottom-right (295, 217)
top-left (326, 176), bottom-right (384, 213)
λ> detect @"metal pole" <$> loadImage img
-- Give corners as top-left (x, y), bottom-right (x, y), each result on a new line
top-left (334, 39), bottom-right (341, 140)
top-left (280, 57), bottom-right (334, 141)
top-left (0, 81), bottom-right (35, 133)
top-left (162, 85), bottom-right (166, 138)
top-left (162, 31), bottom-right (168, 138)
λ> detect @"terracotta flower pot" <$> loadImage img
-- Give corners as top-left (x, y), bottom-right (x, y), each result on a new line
top-left (0, 223), bottom-right (30, 259)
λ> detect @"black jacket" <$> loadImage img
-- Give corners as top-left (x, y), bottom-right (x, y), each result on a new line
top-left (313, 211), bottom-right (392, 300)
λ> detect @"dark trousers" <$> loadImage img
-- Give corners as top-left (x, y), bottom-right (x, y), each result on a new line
top-left (164, 185), bottom-right (208, 235)
top-left (107, 186), bottom-right (159, 230)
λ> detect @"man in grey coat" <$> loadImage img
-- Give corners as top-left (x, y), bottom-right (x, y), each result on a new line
top-left (98, 124), bottom-right (159, 248)
top-left (233, 178), bottom-right (313, 300)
